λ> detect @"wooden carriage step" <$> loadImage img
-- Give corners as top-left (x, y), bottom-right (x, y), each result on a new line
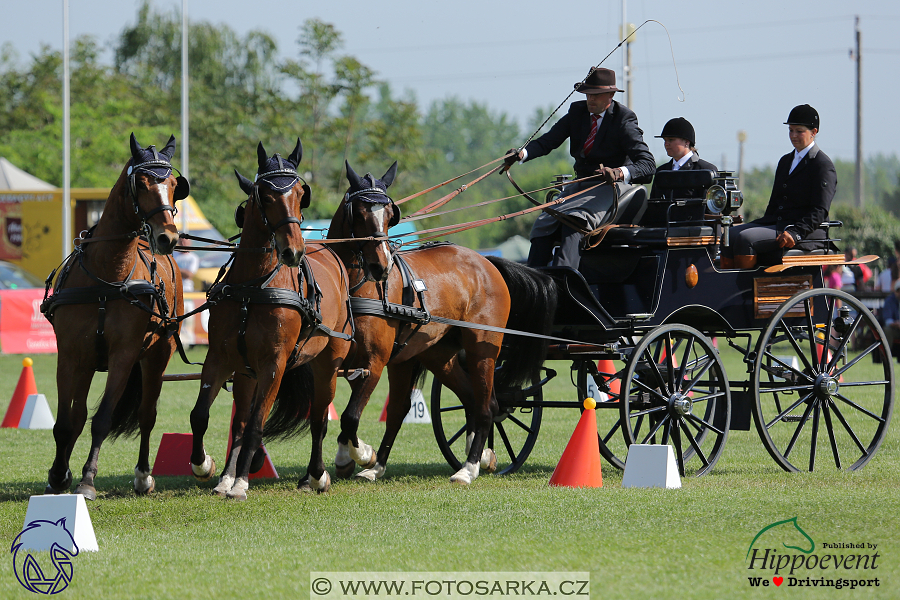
top-left (764, 254), bottom-right (878, 273)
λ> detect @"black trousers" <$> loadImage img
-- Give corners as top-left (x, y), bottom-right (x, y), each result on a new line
top-left (527, 225), bottom-right (582, 269)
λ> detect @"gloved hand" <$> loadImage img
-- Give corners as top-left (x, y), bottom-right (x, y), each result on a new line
top-left (503, 148), bottom-right (522, 168)
top-left (777, 230), bottom-right (797, 249)
top-left (598, 166), bottom-right (623, 185)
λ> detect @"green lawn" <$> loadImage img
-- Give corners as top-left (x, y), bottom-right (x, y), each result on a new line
top-left (0, 348), bottom-right (897, 599)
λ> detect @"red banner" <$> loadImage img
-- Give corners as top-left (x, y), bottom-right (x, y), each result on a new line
top-left (0, 289), bottom-right (57, 354)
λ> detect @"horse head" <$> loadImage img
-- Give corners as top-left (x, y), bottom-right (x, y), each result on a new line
top-left (342, 160), bottom-right (399, 282)
top-left (127, 133), bottom-right (189, 255)
top-left (234, 138), bottom-right (307, 267)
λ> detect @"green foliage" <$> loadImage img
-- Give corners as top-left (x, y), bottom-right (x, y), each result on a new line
top-left (5, 1), bottom-right (900, 253)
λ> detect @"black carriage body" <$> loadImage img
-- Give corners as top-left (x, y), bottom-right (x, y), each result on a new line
top-left (547, 244), bottom-right (825, 342)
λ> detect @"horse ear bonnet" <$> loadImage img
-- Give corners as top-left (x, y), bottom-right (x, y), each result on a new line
top-left (301, 184), bottom-right (312, 209)
top-left (389, 201), bottom-right (401, 227)
top-left (173, 175), bottom-right (190, 201)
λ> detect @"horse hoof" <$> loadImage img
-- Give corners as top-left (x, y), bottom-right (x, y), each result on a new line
top-left (225, 489), bottom-right (247, 501)
top-left (334, 460), bottom-right (356, 479)
top-left (297, 475), bottom-right (312, 492)
top-left (307, 471), bottom-right (331, 494)
top-left (450, 463), bottom-right (479, 485)
top-left (75, 484), bottom-right (97, 501)
top-left (191, 456), bottom-right (216, 482)
top-left (355, 463), bottom-right (385, 482)
top-left (213, 475), bottom-right (234, 497)
top-left (481, 449), bottom-right (498, 473)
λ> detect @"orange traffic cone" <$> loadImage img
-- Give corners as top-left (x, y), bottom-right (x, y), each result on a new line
top-left (151, 433), bottom-right (196, 476)
top-left (225, 402), bottom-right (278, 479)
top-left (2, 357), bottom-right (38, 428)
top-left (596, 359), bottom-right (621, 396)
top-left (549, 398), bottom-right (603, 488)
top-left (328, 403), bottom-right (339, 421)
top-left (379, 396), bottom-right (389, 422)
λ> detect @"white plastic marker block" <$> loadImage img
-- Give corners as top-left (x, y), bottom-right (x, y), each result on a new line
top-left (403, 389), bottom-right (431, 424)
top-left (773, 355), bottom-right (800, 381)
top-left (21, 494), bottom-right (99, 552)
top-left (19, 394), bottom-right (55, 429)
top-left (621, 444), bottom-right (682, 489)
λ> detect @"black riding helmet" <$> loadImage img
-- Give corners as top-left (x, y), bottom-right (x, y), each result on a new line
top-left (655, 117), bottom-right (695, 146)
top-left (784, 104), bottom-right (819, 130)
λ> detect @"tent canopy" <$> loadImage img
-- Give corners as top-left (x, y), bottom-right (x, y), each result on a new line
top-left (0, 158), bottom-right (56, 191)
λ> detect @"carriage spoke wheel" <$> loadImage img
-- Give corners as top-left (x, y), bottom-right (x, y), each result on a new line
top-left (621, 324), bottom-right (730, 477)
top-left (753, 288), bottom-right (894, 472)
top-left (575, 357), bottom-right (628, 470)
top-left (431, 372), bottom-right (543, 475)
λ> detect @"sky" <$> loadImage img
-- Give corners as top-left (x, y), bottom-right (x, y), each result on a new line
top-left (2, 0), bottom-right (900, 173)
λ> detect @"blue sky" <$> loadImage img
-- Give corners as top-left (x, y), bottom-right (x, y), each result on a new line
top-left (3, 0), bottom-right (900, 172)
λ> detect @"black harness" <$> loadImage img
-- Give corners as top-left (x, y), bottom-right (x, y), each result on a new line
top-left (207, 253), bottom-right (352, 378)
top-left (40, 231), bottom-right (184, 372)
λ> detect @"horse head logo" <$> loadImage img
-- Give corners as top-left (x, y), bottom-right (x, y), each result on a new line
top-left (10, 518), bottom-right (79, 594)
top-left (746, 516), bottom-right (815, 560)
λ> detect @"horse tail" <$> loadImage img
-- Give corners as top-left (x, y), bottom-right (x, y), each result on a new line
top-left (485, 256), bottom-right (558, 390)
top-left (263, 363), bottom-right (314, 441)
top-left (108, 363), bottom-right (144, 439)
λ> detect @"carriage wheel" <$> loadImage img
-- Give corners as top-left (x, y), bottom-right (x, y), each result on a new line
top-left (575, 359), bottom-right (628, 469)
top-left (431, 372), bottom-right (543, 475)
top-left (620, 324), bottom-right (730, 477)
top-left (752, 288), bottom-right (894, 472)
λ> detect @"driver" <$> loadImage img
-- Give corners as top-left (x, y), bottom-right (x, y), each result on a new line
top-left (721, 104), bottom-right (836, 269)
top-left (504, 67), bottom-right (655, 268)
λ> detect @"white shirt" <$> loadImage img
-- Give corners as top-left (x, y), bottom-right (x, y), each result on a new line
top-left (789, 141), bottom-right (815, 174)
top-left (519, 108), bottom-right (632, 183)
top-left (671, 151), bottom-right (694, 171)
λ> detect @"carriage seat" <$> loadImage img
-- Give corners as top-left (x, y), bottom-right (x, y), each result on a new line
top-left (610, 184), bottom-right (648, 225)
top-left (641, 169), bottom-right (717, 227)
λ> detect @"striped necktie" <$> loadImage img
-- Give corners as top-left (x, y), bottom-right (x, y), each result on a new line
top-left (582, 114), bottom-right (600, 155)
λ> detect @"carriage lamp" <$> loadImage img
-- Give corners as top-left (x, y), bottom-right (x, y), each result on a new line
top-left (834, 305), bottom-right (853, 335)
top-left (706, 185), bottom-right (727, 214)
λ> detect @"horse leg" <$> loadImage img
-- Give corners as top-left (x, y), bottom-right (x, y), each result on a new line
top-left (334, 367), bottom-right (382, 478)
top-left (75, 352), bottom-right (141, 500)
top-left (299, 362), bottom-right (341, 493)
top-left (133, 343), bottom-right (173, 495)
top-left (227, 359), bottom-right (287, 501)
top-left (214, 375), bottom-right (254, 497)
top-left (449, 347), bottom-right (499, 485)
top-left (46, 364), bottom-right (93, 494)
top-left (356, 361), bottom-right (417, 482)
top-left (188, 359), bottom-right (232, 483)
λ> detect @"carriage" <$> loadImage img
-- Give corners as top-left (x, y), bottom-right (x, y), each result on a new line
top-left (431, 169), bottom-right (894, 478)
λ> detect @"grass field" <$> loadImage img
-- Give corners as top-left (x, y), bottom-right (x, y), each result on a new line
top-left (1, 347), bottom-right (898, 599)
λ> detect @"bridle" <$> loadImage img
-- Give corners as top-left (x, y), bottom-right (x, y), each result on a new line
top-left (127, 147), bottom-right (181, 227)
top-left (342, 178), bottom-right (400, 284)
top-left (244, 154), bottom-right (308, 238)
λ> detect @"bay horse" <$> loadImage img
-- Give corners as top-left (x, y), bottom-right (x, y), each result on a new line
top-left (41, 133), bottom-right (190, 500)
top-left (328, 161), bottom-right (557, 484)
top-left (188, 140), bottom-right (353, 500)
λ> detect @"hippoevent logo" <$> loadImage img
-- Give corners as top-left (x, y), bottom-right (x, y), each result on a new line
top-left (10, 518), bottom-right (79, 594)
top-left (745, 517), bottom-right (881, 590)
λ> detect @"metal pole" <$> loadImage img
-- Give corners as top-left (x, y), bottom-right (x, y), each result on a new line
top-left (626, 39), bottom-right (633, 109)
top-left (62, 0), bottom-right (71, 261)
top-left (737, 130), bottom-right (747, 191)
top-left (622, 0), bottom-right (627, 108)
top-left (181, 0), bottom-right (189, 232)
top-left (181, 0), bottom-right (189, 181)
top-left (855, 15), bottom-right (863, 207)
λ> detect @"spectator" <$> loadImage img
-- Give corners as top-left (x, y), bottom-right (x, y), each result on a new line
top-left (875, 257), bottom-right (896, 292)
top-left (845, 247), bottom-right (872, 290)
top-left (175, 238), bottom-right (199, 292)
top-left (881, 279), bottom-right (900, 355)
top-left (823, 264), bottom-right (843, 289)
